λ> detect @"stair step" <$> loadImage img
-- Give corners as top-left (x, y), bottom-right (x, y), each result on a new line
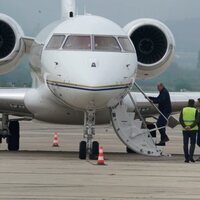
top-left (111, 103), bottom-right (163, 157)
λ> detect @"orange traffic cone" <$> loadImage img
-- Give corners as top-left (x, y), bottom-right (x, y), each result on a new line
top-left (52, 132), bottom-right (59, 147)
top-left (97, 146), bottom-right (105, 165)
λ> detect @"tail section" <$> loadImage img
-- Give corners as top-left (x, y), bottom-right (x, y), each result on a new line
top-left (61, 0), bottom-right (76, 19)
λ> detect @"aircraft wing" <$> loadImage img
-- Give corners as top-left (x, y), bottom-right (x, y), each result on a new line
top-left (0, 88), bottom-right (199, 122)
top-left (124, 92), bottom-right (200, 116)
top-left (0, 88), bottom-right (32, 117)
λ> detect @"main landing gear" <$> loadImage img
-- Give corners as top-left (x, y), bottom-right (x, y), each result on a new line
top-left (0, 114), bottom-right (20, 151)
top-left (79, 110), bottom-right (99, 160)
top-left (7, 121), bottom-right (20, 151)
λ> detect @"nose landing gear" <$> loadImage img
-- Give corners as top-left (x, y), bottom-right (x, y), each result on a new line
top-left (79, 110), bottom-right (99, 160)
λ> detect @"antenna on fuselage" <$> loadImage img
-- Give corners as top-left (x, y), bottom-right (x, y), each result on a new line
top-left (61, 0), bottom-right (76, 19)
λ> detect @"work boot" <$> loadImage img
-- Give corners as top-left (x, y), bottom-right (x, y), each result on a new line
top-left (163, 135), bottom-right (170, 142)
top-left (159, 135), bottom-right (169, 145)
top-left (156, 141), bottom-right (166, 146)
top-left (190, 158), bottom-right (195, 163)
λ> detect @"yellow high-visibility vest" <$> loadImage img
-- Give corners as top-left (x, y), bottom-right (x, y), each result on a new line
top-left (182, 107), bottom-right (198, 131)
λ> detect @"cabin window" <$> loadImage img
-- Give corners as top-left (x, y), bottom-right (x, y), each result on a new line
top-left (94, 36), bottom-right (121, 52)
top-left (118, 37), bottom-right (135, 52)
top-left (46, 35), bottom-right (65, 49)
top-left (63, 35), bottom-right (91, 50)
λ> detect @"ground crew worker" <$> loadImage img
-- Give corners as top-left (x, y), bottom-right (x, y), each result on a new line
top-left (195, 98), bottom-right (200, 161)
top-left (179, 99), bottom-right (198, 163)
top-left (149, 83), bottom-right (172, 146)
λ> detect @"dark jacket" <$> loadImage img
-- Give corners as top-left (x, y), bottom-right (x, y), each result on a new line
top-left (193, 107), bottom-right (200, 127)
top-left (149, 87), bottom-right (172, 114)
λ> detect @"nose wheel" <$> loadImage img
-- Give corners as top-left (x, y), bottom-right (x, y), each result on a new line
top-left (90, 141), bottom-right (99, 159)
top-left (79, 141), bottom-right (87, 159)
top-left (79, 110), bottom-right (99, 160)
top-left (79, 141), bottom-right (99, 160)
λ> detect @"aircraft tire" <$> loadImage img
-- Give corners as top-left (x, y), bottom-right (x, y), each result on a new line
top-left (7, 121), bottom-right (20, 151)
top-left (90, 141), bottom-right (99, 160)
top-left (79, 141), bottom-right (87, 160)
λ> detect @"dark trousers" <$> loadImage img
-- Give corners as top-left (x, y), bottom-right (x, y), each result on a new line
top-left (156, 113), bottom-right (170, 141)
top-left (197, 130), bottom-right (200, 147)
top-left (183, 131), bottom-right (197, 160)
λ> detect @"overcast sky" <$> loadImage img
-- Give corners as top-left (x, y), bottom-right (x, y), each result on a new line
top-left (0, 0), bottom-right (200, 36)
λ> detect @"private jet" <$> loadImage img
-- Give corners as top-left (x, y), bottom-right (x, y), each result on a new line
top-left (0, 0), bottom-right (198, 159)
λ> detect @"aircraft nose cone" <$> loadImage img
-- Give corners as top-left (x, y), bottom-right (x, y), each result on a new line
top-left (47, 77), bottom-right (130, 110)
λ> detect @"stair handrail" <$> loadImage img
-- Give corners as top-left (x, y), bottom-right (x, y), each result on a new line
top-left (128, 91), bottom-right (167, 132)
top-left (128, 91), bottom-right (148, 129)
top-left (133, 82), bottom-right (169, 123)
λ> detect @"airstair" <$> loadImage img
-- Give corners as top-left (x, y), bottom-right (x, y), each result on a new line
top-left (111, 83), bottom-right (169, 157)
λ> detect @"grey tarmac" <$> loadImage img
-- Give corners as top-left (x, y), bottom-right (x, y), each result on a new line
top-left (0, 121), bottom-right (200, 200)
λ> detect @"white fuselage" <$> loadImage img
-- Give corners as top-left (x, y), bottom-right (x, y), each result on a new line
top-left (29, 15), bottom-right (137, 112)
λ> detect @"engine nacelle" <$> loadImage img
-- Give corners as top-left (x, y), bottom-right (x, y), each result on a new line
top-left (0, 14), bottom-right (25, 74)
top-left (124, 19), bottom-right (175, 80)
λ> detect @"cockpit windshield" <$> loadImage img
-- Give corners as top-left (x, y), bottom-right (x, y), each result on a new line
top-left (94, 36), bottom-right (121, 52)
top-left (118, 37), bottom-right (135, 53)
top-left (46, 34), bottom-right (134, 53)
top-left (46, 35), bottom-right (65, 49)
top-left (63, 35), bottom-right (91, 50)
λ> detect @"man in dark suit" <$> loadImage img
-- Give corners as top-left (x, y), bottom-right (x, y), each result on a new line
top-left (149, 83), bottom-right (172, 146)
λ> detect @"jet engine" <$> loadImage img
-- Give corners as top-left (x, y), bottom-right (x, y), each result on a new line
top-left (124, 19), bottom-right (175, 80)
top-left (0, 14), bottom-right (25, 74)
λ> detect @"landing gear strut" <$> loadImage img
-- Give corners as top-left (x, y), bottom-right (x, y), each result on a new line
top-left (79, 110), bottom-right (99, 160)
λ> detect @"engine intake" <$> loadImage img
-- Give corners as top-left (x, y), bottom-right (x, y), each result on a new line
top-left (124, 19), bottom-right (175, 80)
top-left (0, 20), bottom-right (16, 59)
top-left (0, 14), bottom-right (24, 74)
top-left (131, 25), bottom-right (168, 64)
